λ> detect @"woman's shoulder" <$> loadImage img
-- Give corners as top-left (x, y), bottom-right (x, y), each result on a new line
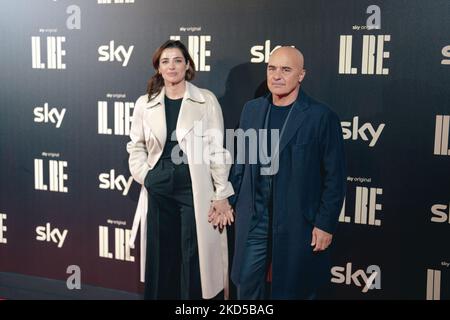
top-left (198, 88), bottom-right (218, 103)
top-left (186, 82), bottom-right (214, 99)
top-left (135, 94), bottom-right (149, 105)
top-left (133, 94), bottom-right (153, 112)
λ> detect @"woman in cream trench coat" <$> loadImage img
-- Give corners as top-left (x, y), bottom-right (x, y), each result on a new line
top-left (127, 40), bottom-right (234, 299)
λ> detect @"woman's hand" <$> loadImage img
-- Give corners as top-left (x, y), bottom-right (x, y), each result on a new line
top-left (208, 199), bottom-right (234, 229)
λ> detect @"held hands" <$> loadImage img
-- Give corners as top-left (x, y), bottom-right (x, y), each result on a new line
top-left (311, 227), bottom-right (333, 252)
top-left (208, 199), bottom-right (234, 230)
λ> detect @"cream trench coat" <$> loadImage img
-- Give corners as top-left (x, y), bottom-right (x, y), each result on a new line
top-left (127, 81), bottom-right (234, 299)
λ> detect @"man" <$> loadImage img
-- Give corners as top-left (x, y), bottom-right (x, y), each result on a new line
top-left (228, 47), bottom-right (346, 299)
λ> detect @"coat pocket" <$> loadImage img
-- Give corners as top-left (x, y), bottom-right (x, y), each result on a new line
top-left (144, 166), bottom-right (173, 194)
top-left (293, 139), bottom-right (313, 149)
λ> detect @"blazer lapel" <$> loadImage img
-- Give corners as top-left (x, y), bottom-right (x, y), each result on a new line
top-left (176, 82), bottom-right (207, 144)
top-left (251, 95), bottom-right (270, 192)
top-left (251, 95), bottom-right (270, 131)
top-left (277, 90), bottom-right (310, 155)
top-left (145, 88), bottom-right (166, 150)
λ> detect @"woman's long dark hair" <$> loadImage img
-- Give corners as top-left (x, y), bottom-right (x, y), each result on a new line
top-left (147, 40), bottom-right (196, 101)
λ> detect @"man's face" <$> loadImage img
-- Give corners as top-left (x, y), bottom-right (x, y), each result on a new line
top-left (266, 49), bottom-right (305, 98)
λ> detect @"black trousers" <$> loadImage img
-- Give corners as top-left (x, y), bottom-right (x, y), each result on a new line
top-left (144, 158), bottom-right (202, 300)
top-left (238, 174), bottom-right (273, 300)
top-left (238, 173), bottom-right (325, 300)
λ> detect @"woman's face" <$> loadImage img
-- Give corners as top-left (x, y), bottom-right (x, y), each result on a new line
top-left (158, 48), bottom-right (188, 86)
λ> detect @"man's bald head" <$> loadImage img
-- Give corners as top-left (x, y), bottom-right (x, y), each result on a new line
top-left (270, 47), bottom-right (304, 71)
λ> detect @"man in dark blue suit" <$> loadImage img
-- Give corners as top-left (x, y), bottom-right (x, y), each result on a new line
top-left (226, 47), bottom-right (346, 299)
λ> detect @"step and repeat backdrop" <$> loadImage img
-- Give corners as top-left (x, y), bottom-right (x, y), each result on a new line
top-left (0, 0), bottom-right (449, 299)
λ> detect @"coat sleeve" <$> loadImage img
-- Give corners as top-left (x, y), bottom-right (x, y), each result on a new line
top-left (204, 91), bottom-right (235, 201)
top-left (126, 95), bottom-right (151, 185)
top-left (314, 109), bottom-right (347, 234)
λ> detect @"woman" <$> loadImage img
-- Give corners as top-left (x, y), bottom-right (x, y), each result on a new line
top-left (127, 40), bottom-right (234, 299)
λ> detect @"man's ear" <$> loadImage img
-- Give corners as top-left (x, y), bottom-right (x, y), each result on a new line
top-left (299, 69), bottom-right (306, 83)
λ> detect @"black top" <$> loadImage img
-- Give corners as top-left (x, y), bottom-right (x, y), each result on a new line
top-left (267, 102), bottom-right (293, 157)
top-left (161, 96), bottom-right (183, 160)
top-left (253, 102), bottom-right (293, 225)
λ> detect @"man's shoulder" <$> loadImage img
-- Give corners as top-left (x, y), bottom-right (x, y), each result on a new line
top-left (242, 96), bottom-right (267, 112)
top-left (304, 93), bottom-right (338, 119)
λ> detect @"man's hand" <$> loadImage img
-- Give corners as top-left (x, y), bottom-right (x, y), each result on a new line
top-left (311, 227), bottom-right (333, 252)
top-left (208, 199), bottom-right (234, 229)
